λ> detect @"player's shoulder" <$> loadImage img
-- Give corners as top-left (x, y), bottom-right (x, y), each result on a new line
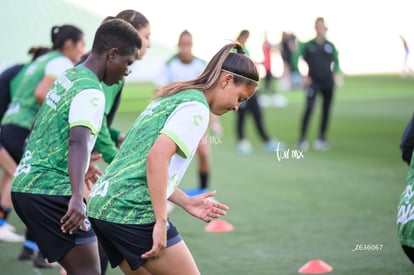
top-left (192, 56), bottom-right (206, 64)
top-left (166, 54), bottom-right (180, 66)
top-left (174, 89), bottom-right (208, 106)
top-left (325, 39), bottom-right (337, 48)
top-left (66, 66), bottom-right (101, 88)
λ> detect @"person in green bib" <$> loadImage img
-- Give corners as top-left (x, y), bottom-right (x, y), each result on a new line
top-left (0, 47), bottom-right (50, 244)
top-left (1, 24), bottom-right (85, 163)
top-left (74, 9), bottom-right (151, 275)
top-left (10, 19), bottom-right (142, 275)
top-left (92, 10), bottom-right (151, 166)
top-left (0, 24), bottom-right (86, 266)
top-left (87, 42), bottom-right (258, 274)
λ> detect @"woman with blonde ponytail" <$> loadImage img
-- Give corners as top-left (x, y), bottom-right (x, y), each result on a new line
top-left (87, 42), bottom-right (259, 274)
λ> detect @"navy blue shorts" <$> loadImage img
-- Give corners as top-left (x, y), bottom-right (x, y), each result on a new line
top-left (11, 192), bottom-right (96, 262)
top-left (89, 218), bottom-right (182, 271)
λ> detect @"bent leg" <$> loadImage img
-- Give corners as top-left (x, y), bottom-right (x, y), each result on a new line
top-left (248, 94), bottom-right (270, 141)
top-left (58, 242), bottom-right (101, 275)
top-left (0, 173), bottom-right (12, 208)
top-left (119, 259), bottom-right (152, 275)
top-left (0, 147), bottom-right (17, 177)
top-left (144, 240), bottom-right (199, 275)
top-left (0, 148), bottom-right (17, 228)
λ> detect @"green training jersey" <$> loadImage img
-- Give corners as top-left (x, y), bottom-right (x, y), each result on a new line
top-left (87, 89), bottom-right (210, 224)
top-left (94, 79), bottom-right (125, 163)
top-left (398, 151), bottom-right (414, 247)
top-left (11, 65), bottom-right (105, 196)
top-left (2, 51), bottom-right (73, 129)
top-left (9, 63), bottom-right (30, 99)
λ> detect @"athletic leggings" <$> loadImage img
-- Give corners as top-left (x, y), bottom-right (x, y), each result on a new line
top-left (263, 70), bottom-right (274, 93)
top-left (236, 93), bottom-right (270, 142)
top-left (300, 83), bottom-right (334, 141)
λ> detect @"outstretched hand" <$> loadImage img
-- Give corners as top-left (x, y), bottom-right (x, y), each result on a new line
top-left (185, 191), bottom-right (229, 223)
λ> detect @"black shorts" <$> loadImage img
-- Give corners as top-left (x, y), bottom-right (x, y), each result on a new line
top-left (0, 124), bottom-right (30, 163)
top-left (89, 218), bottom-right (182, 271)
top-left (11, 192), bottom-right (97, 262)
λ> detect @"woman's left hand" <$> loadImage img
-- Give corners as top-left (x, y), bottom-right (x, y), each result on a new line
top-left (185, 191), bottom-right (229, 223)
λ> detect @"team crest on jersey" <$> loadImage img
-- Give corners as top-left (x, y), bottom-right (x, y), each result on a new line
top-left (324, 44), bottom-right (333, 54)
top-left (193, 114), bottom-right (203, 126)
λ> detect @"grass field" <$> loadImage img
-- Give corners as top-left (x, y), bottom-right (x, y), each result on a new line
top-left (1, 74), bottom-right (414, 274)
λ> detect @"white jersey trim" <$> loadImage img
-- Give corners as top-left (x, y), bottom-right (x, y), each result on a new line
top-left (45, 56), bottom-right (73, 79)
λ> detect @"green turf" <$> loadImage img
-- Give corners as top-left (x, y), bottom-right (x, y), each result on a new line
top-left (1, 74), bottom-right (414, 274)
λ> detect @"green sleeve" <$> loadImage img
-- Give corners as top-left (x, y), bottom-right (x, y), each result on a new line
top-left (109, 127), bottom-right (121, 144)
top-left (95, 116), bottom-right (118, 164)
top-left (332, 43), bottom-right (340, 74)
top-left (291, 41), bottom-right (305, 72)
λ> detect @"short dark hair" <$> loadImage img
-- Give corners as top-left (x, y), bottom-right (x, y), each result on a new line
top-left (92, 18), bottom-right (142, 56)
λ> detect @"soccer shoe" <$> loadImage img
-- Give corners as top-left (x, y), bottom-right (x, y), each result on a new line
top-left (237, 139), bottom-right (252, 155)
top-left (258, 94), bottom-right (271, 107)
top-left (313, 139), bottom-right (330, 151)
top-left (0, 224), bottom-right (24, 243)
top-left (4, 222), bottom-right (16, 232)
top-left (297, 140), bottom-right (309, 152)
top-left (272, 94), bottom-right (288, 108)
top-left (264, 139), bottom-right (286, 152)
top-left (18, 246), bottom-right (36, 260)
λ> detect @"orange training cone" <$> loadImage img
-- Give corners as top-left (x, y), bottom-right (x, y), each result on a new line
top-left (298, 259), bottom-right (333, 274)
top-left (204, 219), bottom-right (234, 232)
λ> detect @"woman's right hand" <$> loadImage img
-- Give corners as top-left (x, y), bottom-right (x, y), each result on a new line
top-left (141, 221), bottom-right (167, 259)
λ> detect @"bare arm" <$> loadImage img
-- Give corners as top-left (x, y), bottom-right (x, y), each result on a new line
top-left (34, 76), bottom-right (56, 105)
top-left (141, 134), bottom-right (177, 259)
top-left (61, 126), bottom-right (90, 234)
top-left (169, 189), bottom-right (229, 223)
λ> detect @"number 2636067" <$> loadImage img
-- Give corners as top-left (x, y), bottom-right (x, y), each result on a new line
top-left (352, 244), bottom-right (383, 251)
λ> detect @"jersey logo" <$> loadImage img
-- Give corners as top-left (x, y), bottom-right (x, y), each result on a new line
top-left (90, 97), bottom-right (100, 107)
top-left (193, 114), bottom-right (203, 126)
top-left (89, 180), bottom-right (109, 198)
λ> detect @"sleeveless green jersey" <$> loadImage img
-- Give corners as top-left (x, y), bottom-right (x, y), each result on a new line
top-left (12, 65), bottom-right (105, 196)
top-left (2, 51), bottom-right (67, 129)
top-left (87, 89), bottom-right (210, 224)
